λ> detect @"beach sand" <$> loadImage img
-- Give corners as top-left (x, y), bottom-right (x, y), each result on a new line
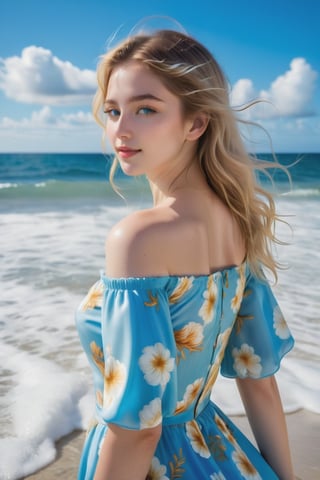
top-left (24, 410), bottom-right (319, 480)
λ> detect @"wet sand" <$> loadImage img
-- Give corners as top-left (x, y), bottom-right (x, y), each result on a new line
top-left (25, 410), bottom-right (320, 480)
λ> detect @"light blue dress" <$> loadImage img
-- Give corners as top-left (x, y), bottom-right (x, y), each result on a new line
top-left (76, 262), bottom-right (294, 479)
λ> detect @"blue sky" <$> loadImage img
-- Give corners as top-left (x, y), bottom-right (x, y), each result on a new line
top-left (0, 0), bottom-right (319, 153)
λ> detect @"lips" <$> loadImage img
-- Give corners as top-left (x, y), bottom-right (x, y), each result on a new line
top-left (116, 146), bottom-right (141, 159)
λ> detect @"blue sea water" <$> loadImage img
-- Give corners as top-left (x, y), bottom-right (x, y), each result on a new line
top-left (0, 153), bottom-right (319, 478)
top-left (0, 152), bottom-right (319, 199)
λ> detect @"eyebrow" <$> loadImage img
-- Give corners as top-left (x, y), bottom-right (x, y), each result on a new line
top-left (104, 94), bottom-right (164, 107)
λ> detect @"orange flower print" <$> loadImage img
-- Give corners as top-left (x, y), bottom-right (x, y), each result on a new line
top-left (90, 341), bottom-right (104, 374)
top-left (197, 328), bottom-right (232, 405)
top-left (169, 277), bottom-right (193, 304)
top-left (186, 420), bottom-right (210, 458)
top-left (147, 456), bottom-right (170, 480)
top-left (232, 343), bottom-right (262, 378)
top-left (198, 276), bottom-right (218, 324)
top-left (103, 355), bottom-right (127, 408)
top-left (232, 448), bottom-right (262, 479)
top-left (144, 291), bottom-right (159, 309)
top-left (214, 413), bottom-right (236, 444)
top-left (139, 343), bottom-right (175, 387)
top-left (174, 378), bottom-right (204, 414)
top-left (174, 322), bottom-right (204, 361)
top-left (80, 280), bottom-right (104, 311)
top-left (197, 361), bottom-right (219, 405)
top-left (230, 265), bottom-right (246, 313)
top-left (273, 306), bottom-right (290, 339)
top-left (139, 398), bottom-right (162, 429)
top-left (215, 328), bottom-right (232, 357)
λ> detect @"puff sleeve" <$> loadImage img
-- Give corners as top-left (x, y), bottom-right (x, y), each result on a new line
top-left (98, 276), bottom-right (177, 430)
top-left (220, 272), bottom-right (294, 379)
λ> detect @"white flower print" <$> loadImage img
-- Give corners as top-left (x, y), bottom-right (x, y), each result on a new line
top-left (210, 473), bottom-right (226, 480)
top-left (230, 265), bottom-right (246, 312)
top-left (273, 306), bottom-right (290, 339)
top-left (232, 449), bottom-right (262, 479)
top-left (197, 327), bottom-right (233, 405)
top-left (103, 355), bottom-right (127, 407)
top-left (139, 343), bottom-right (175, 387)
top-left (139, 398), bottom-right (162, 428)
top-left (174, 377), bottom-right (204, 414)
top-left (198, 276), bottom-right (218, 324)
top-left (186, 420), bottom-right (210, 458)
top-left (215, 327), bottom-right (232, 359)
top-left (197, 362), bottom-right (219, 404)
top-left (147, 456), bottom-right (170, 480)
top-left (214, 413), bottom-right (236, 444)
top-left (232, 343), bottom-right (262, 378)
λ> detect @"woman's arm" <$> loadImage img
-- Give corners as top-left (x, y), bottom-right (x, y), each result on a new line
top-left (94, 214), bottom-right (169, 480)
top-left (236, 375), bottom-right (294, 480)
top-left (94, 423), bottom-right (162, 480)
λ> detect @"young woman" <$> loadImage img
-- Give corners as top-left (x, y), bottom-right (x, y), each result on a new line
top-left (76, 29), bottom-right (295, 479)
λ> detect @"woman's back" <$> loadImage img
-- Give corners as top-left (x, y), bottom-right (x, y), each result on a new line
top-left (106, 183), bottom-right (246, 279)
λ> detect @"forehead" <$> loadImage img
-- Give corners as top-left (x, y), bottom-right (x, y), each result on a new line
top-left (106, 61), bottom-right (172, 100)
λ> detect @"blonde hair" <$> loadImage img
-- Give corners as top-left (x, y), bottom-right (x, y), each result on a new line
top-left (93, 29), bottom-right (288, 281)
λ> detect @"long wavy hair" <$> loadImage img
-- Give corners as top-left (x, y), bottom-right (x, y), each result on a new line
top-left (93, 29), bottom-right (288, 280)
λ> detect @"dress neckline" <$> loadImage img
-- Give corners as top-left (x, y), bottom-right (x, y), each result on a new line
top-left (100, 260), bottom-right (247, 289)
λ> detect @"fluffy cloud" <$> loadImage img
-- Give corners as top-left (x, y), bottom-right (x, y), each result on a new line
top-left (0, 46), bottom-right (96, 105)
top-left (231, 58), bottom-right (317, 119)
top-left (0, 106), bottom-right (105, 152)
top-left (0, 106), bottom-right (95, 129)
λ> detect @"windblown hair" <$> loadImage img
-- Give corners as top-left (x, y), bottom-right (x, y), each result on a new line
top-left (93, 29), bottom-right (287, 280)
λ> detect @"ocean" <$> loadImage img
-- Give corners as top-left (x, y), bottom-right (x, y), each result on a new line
top-left (0, 152), bottom-right (319, 479)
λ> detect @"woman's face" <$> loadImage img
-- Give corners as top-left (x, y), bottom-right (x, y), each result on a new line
top-left (104, 60), bottom-right (196, 181)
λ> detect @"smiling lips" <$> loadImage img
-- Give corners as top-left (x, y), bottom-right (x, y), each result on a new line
top-left (116, 146), bottom-right (141, 159)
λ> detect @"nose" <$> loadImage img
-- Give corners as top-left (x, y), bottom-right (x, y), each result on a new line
top-left (115, 113), bottom-right (132, 139)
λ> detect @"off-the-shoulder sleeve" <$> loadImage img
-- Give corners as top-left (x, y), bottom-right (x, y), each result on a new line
top-left (220, 272), bottom-right (294, 379)
top-left (98, 276), bottom-right (177, 430)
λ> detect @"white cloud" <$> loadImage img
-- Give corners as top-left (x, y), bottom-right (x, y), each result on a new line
top-left (231, 57), bottom-right (318, 119)
top-left (0, 106), bottom-right (95, 129)
top-left (0, 46), bottom-right (96, 105)
top-left (230, 79), bottom-right (256, 107)
top-left (0, 106), bottom-right (110, 152)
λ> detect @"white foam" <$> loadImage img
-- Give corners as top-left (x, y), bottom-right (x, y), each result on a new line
top-left (0, 344), bottom-right (93, 479)
top-left (0, 182), bottom-right (18, 189)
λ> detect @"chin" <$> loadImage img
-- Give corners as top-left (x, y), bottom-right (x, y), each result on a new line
top-left (120, 165), bottom-right (144, 178)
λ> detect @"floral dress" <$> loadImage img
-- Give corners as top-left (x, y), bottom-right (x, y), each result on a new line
top-left (76, 262), bottom-right (294, 479)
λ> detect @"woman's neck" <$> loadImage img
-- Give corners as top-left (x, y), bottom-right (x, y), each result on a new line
top-left (148, 160), bottom-right (209, 207)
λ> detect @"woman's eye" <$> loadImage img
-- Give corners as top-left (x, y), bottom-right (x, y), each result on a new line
top-left (104, 108), bottom-right (120, 117)
top-left (137, 107), bottom-right (156, 115)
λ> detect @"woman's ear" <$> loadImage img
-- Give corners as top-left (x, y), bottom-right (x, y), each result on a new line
top-left (186, 113), bottom-right (209, 141)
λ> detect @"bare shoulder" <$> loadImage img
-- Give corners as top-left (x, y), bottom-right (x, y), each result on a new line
top-left (105, 208), bottom-right (177, 277)
top-left (105, 191), bottom-right (245, 278)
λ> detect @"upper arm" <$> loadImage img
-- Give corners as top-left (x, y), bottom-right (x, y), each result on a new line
top-left (236, 375), bottom-right (278, 400)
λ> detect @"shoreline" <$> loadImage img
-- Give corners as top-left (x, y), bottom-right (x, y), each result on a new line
top-left (24, 409), bottom-right (320, 480)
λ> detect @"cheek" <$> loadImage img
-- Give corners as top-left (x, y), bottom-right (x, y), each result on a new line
top-left (155, 115), bottom-right (185, 137)
top-left (105, 121), bottom-right (114, 141)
